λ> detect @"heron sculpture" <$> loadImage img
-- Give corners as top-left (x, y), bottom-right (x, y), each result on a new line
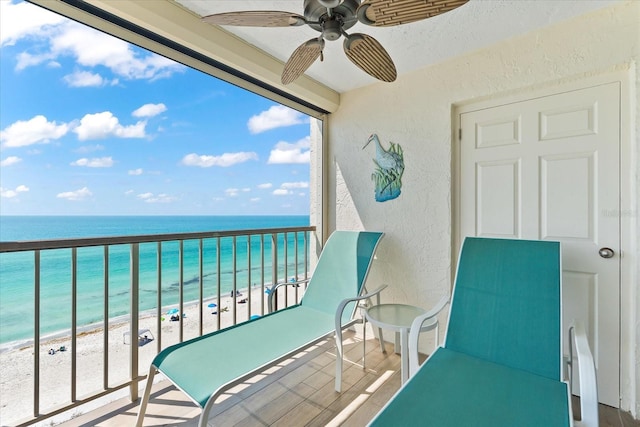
top-left (363, 133), bottom-right (404, 202)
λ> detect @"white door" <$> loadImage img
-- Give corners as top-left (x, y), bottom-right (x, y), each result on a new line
top-left (458, 82), bottom-right (621, 407)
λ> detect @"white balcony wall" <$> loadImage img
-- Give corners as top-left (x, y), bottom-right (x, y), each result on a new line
top-left (315, 0), bottom-right (639, 417)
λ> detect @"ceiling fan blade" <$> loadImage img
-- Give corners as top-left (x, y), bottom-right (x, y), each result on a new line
top-left (281, 38), bottom-right (325, 85)
top-left (357, 0), bottom-right (469, 27)
top-left (343, 33), bottom-right (397, 82)
top-left (202, 11), bottom-right (306, 27)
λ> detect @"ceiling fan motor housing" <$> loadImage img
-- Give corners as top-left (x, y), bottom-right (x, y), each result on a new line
top-left (304, 0), bottom-right (360, 39)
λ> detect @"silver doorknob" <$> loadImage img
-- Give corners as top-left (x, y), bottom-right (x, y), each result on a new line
top-left (599, 247), bottom-right (614, 258)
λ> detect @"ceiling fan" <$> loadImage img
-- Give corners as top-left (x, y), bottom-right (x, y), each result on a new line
top-left (202, 0), bottom-right (469, 85)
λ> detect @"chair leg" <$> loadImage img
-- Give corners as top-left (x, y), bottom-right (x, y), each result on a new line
top-left (135, 364), bottom-right (157, 427)
top-left (199, 395), bottom-right (217, 427)
top-left (335, 328), bottom-right (343, 392)
top-left (362, 317), bottom-right (367, 369)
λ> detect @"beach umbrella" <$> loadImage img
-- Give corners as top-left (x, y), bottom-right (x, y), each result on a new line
top-left (207, 303), bottom-right (217, 308)
top-left (167, 308), bottom-right (179, 315)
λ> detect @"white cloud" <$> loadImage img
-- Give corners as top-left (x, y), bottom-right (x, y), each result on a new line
top-left (74, 111), bottom-right (146, 140)
top-left (63, 70), bottom-right (108, 87)
top-left (247, 105), bottom-right (308, 134)
top-left (281, 181), bottom-right (309, 189)
top-left (2, 3), bottom-right (184, 80)
top-left (132, 103), bottom-right (167, 118)
top-left (52, 24), bottom-right (184, 80)
top-left (128, 168), bottom-right (143, 175)
top-left (181, 152), bottom-right (258, 167)
top-left (0, 184), bottom-right (29, 198)
top-left (225, 188), bottom-right (239, 197)
top-left (257, 183), bottom-right (272, 189)
top-left (125, 189), bottom-right (134, 195)
top-left (272, 181), bottom-right (308, 196)
top-left (267, 136), bottom-right (311, 164)
top-left (71, 157), bottom-right (114, 167)
top-left (137, 192), bottom-right (176, 203)
top-left (75, 144), bottom-right (104, 154)
top-left (250, 198), bottom-right (261, 202)
top-left (0, 1), bottom-right (65, 47)
top-left (0, 115), bottom-right (69, 147)
top-left (1, 156), bottom-right (22, 167)
top-left (57, 186), bottom-right (92, 201)
top-left (15, 51), bottom-right (53, 70)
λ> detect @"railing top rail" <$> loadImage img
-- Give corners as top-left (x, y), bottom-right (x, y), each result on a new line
top-left (0, 226), bottom-right (315, 253)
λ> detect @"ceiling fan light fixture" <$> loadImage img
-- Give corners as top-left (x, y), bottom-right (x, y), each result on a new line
top-left (321, 16), bottom-right (344, 40)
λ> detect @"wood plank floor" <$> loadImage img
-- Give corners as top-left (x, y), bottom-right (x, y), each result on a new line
top-left (61, 332), bottom-right (403, 427)
top-left (58, 330), bottom-right (638, 427)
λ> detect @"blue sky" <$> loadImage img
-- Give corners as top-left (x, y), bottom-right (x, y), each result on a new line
top-left (0, 0), bottom-right (312, 216)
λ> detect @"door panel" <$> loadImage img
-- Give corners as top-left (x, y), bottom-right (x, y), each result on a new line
top-left (476, 160), bottom-right (520, 238)
top-left (540, 153), bottom-right (594, 240)
top-left (459, 82), bottom-right (621, 407)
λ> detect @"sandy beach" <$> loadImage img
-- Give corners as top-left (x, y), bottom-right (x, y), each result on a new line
top-left (0, 284), bottom-right (307, 426)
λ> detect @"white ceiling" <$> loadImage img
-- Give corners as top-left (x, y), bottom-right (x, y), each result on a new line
top-left (174, 0), bottom-right (620, 93)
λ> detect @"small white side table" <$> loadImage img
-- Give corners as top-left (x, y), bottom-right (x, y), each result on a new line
top-left (364, 303), bottom-right (437, 383)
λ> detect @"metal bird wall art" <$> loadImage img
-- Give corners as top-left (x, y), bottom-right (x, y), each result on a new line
top-left (363, 133), bottom-right (404, 202)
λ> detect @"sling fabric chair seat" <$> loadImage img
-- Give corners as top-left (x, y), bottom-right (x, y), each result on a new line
top-left (136, 230), bottom-right (384, 427)
top-left (372, 347), bottom-right (570, 426)
top-left (369, 237), bottom-right (598, 427)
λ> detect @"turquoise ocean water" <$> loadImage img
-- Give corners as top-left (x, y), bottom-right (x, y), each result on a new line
top-left (0, 216), bottom-right (310, 346)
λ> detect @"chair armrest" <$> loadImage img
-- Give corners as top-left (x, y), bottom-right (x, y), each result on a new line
top-left (268, 278), bottom-right (311, 313)
top-left (569, 321), bottom-right (599, 427)
top-left (408, 295), bottom-right (449, 375)
top-left (335, 285), bottom-right (388, 331)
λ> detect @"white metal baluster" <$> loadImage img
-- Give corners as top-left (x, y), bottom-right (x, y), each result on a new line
top-left (178, 240), bottom-right (184, 342)
top-left (71, 247), bottom-right (77, 402)
top-left (260, 234), bottom-right (265, 315)
top-left (232, 236), bottom-right (237, 324)
top-left (247, 235), bottom-right (252, 320)
top-left (271, 233), bottom-right (278, 310)
top-left (216, 238), bottom-right (221, 331)
top-left (156, 242), bottom-right (162, 353)
top-left (284, 232), bottom-right (288, 307)
top-left (198, 239), bottom-right (204, 336)
top-left (33, 249), bottom-right (40, 418)
top-left (129, 243), bottom-right (139, 402)
top-left (103, 246), bottom-right (109, 390)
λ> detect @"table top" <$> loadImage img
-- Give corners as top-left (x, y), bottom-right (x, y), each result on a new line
top-left (365, 303), bottom-right (427, 331)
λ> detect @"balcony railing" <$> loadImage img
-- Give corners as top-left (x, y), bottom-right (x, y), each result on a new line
top-left (0, 225), bottom-right (315, 426)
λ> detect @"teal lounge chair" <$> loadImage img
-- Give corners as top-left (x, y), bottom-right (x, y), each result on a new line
top-left (136, 231), bottom-right (384, 427)
top-left (369, 237), bottom-right (598, 427)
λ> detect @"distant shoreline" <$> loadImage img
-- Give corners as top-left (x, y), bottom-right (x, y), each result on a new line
top-left (0, 284), bottom-right (261, 353)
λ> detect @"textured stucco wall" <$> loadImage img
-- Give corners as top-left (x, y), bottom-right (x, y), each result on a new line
top-left (318, 0), bottom-right (639, 416)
